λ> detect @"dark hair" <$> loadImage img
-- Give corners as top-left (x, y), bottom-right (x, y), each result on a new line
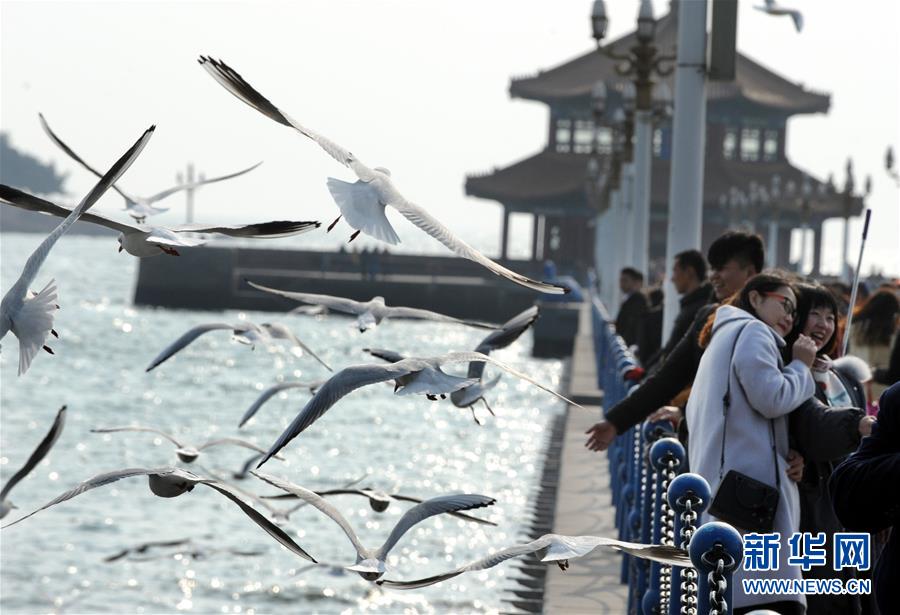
top-left (707, 231), bottom-right (765, 274)
top-left (698, 271), bottom-right (797, 348)
top-left (852, 289), bottom-right (900, 346)
top-left (792, 282), bottom-right (839, 356)
top-left (620, 267), bottom-right (644, 282)
top-left (675, 249), bottom-right (707, 281)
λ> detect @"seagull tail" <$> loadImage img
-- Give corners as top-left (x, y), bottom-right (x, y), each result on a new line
top-left (13, 280), bottom-right (59, 376)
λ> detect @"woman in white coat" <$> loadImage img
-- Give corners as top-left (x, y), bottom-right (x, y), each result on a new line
top-left (686, 272), bottom-right (817, 615)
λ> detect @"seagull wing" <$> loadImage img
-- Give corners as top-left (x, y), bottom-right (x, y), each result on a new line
top-left (197, 437), bottom-right (280, 459)
top-left (198, 56), bottom-right (379, 182)
top-left (790, 9), bottom-right (803, 31)
top-left (90, 426), bottom-right (185, 449)
top-left (169, 220), bottom-right (320, 239)
top-left (200, 481), bottom-right (316, 562)
top-left (252, 472), bottom-right (367, 558)
top-left (470, 306), bottom-right (540, 379)
top-left (9, 126), bottom-right (154, 297)
top-left (381, 305), bottom-right (495, 329)
top-left (0, 185), bottom-right (140, 235)
top-left (375, 494), bottom-right (496, 560)
top-left (1, 467), bottom-right (176, 528)
top-left (378, 535), bottom-right (554, 589)
top-left (433, 352), bottom-right (580, 407)
top-left (389, 199), bottom-right (567, 295)
top-left (539, 535), bottom-right (690, 568)
top-left (145, 323), bottom-right (235, 372)
top-left (388, 493), bottom-right (498, 526)
top-left (256, 362), bottom-right (412, 467)
top-left (259, 323), bottom-right (332, 371)
top-left (239, 381), bottom-right (318, 428)
top-left (0, 406), bottom-right (67, 502)
top-left (144, 161), bottom-right (263, 203)
top-left (362, 348), bottom-right (407, 363)
top-left (246, 281), bottom-right (366, 315)
top-left (38, 113), bottom-right (137, 203)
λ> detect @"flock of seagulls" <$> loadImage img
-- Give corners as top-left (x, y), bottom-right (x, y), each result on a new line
top-left (0, 53), bottom-right (685, 606)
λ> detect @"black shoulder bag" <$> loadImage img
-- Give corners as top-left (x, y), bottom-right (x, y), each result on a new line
top-left (708, 324), bottom-right (781, 533)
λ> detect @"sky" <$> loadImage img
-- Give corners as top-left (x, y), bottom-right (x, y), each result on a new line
top-left (1, 0), bottom-right (898, 276)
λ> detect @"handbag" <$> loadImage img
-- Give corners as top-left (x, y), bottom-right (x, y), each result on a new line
top-left (707, 324), bottom-right (781, 533)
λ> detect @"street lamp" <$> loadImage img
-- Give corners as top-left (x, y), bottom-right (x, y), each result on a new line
top-left (591, 0), bottom-right (674, 280)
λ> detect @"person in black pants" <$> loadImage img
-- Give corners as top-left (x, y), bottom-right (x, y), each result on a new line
top-left (830, 382), bottom-right (900, 615)
top-left (615, 267), bottom-right (648, 348)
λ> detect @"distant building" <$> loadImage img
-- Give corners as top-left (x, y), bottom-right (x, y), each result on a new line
top-left (465, 9), bottom-right (863, 279)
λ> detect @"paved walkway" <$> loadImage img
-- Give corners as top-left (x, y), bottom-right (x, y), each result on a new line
top-left (542, 303), bottom-right (628, 614)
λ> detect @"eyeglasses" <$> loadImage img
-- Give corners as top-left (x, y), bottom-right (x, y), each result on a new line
top-left (762, 292), bottom-right (797, 319)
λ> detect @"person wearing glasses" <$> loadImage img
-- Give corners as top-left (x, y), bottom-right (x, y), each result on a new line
top-left (686, 272), bottom-right (817, 615)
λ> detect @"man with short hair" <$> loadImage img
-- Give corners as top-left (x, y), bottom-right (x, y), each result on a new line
top-left (615, 267), bottom-right (647, 348)
top-left (643, 249), bottom-right (713, 371)
top-left (586, 231), bottom-right (764, 451)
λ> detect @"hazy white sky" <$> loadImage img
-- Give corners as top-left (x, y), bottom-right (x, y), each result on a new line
top-left (1, 0), bottom-right (897, 275)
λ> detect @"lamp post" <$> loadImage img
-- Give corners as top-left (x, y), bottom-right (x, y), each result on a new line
top-left (798, 174), bottom-right (812, 274)
top-left (592, 0), bottom-right (674, 281)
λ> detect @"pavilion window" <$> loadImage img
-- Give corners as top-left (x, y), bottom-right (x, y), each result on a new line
top-left (740, 127), bottom-right (760, 161)
top-left (723, 128), bottom-right (737, 160)
top-left (573, 120), bottom-right (595, 154)
top-left (555, 119), bottom-right (572, 153)
top-left (595, 127), bottom-right (613, 154)
top-left (763, 129), bottom-right (779, 161)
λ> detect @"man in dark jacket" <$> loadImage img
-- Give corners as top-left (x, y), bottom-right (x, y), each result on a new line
top-left (830, 382), bottom-right (900, 615)
top-left (643, 249), bottom-right (713, 371)
top-left (615, 267), bottom-right (647, 348)
top-left (586, 231), bottom-right (764, 450)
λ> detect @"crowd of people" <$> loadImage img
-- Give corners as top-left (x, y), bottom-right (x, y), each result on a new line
top-left (585, 231), bottom-right (899, 615)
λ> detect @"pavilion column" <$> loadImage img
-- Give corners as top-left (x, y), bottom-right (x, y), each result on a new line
top-left (811, 219), bottom-right (823, 276)
top-left (500, 207), bottom-right (510, 260)
top-left (531, 213), bottom-right (542, 261)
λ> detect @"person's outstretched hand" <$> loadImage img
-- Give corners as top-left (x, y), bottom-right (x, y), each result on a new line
top-left (585, 420), bottom-right (618, 452)
top-left (786, 449), bottom-right (805, 482)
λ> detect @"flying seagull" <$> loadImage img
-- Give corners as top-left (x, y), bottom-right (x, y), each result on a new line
top-left (0, 125), bottom-right (154, 375)
top-left (246, 281), bottom-right (495, 332)
top-left (253, 471), bottom-right (494, 581)
top-left (377, 533), bottom-right (690, 589)
top-left (39, 113), bottom-right (262, 222)
top-left (255, 351), bottom-right (580, 467)
top-left (198, 56), bottom-right (567, 295)
top-left (90, 425), bottom-right (283, 464)
top-left (365, 305), bottom-right (540, 423)
top-left (238, 380), bottom-right (324, 428)
top-left (0, 185), bottom-right (319, 257)
top-left (263, 486), bottom-right (497, 526)
top-left (1, 466), bottom-right (315, 562)
top-left (754, 0), bottom-right (803, 32)
top-left (0, 406), bottom-right (67, 518)
top-left (145, 321), bottom-right (331, 372)
top-left (103, 537), bottom-right (195, 563)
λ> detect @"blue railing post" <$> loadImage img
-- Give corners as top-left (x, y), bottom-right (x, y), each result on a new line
top-left (667, 473), bottom-right (711, 615)
top-left (643, 437), bottom-right (685, 614)
top-left (689, 522), bottom-right (744, 615)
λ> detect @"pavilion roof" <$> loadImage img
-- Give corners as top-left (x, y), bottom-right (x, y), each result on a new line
top-left (508, 11), bottom-right (830, 115)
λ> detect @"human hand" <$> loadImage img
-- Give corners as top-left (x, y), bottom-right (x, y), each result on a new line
top-left (858, 415), bottom-right (877, 437)
top-left (647, 405), bottom-right (683, 428)
top-left (585, 421), bottom-right (618, 452)
top-left (786, 449), bottom-right (805, 482)
top-left (792, 334), bottom-right (817, 367)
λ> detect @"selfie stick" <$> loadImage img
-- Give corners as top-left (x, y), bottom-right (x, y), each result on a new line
top-left (841, 208), bottom-right (872, 357)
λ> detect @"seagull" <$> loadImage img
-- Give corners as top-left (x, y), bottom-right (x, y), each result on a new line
top-left (0, 185), bottom-right (320, 257)
top-left (364, 305), bottom-right (540, 423)
top-left (255, 351), bottom-right (579, 467)
top-left (39, 113), bottom-right (262, 223)
top-left (125, 546), bottom-right (266, 562)
top-left (103, 537), bottom-right (195, 563)
top-left (238, 380), bottom-right (324, 428)
top-left (0, 406), bottom-right (67, 518)
top-left (376, 533), bottom-right (690, 589)
top-left (253, 471), bottom-right (495, 581)
top-left (0, 126), bottom-right (154, 375)
top-left (246, 281), bottom-right (495, 332)
top-left (145, 320), bottom-right (331, 372)
top-left (0, 466), bottom-right (316, 563)
top-left (198, 56), bottom-right (568, 295)
top-left (89, 425), bottom-right (284, 464)
top-left (754, 0), bottom-right (803, 32)
top-left (263, 486), bottom-right (497, 526)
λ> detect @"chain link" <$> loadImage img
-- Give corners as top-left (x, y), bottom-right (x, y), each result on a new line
top-left (708, 558), bottom-right (728, 615)
top-left (679, 497), bottom-right (699, 615)
top-left (658, 458), bottom-right (679, 612)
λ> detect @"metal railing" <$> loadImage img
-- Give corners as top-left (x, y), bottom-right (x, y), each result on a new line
top-left (592, 295), bottom-right (744, 615)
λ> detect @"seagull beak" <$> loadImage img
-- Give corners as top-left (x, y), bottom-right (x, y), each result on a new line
top-left (118, 245), bottom-right (124, 253)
